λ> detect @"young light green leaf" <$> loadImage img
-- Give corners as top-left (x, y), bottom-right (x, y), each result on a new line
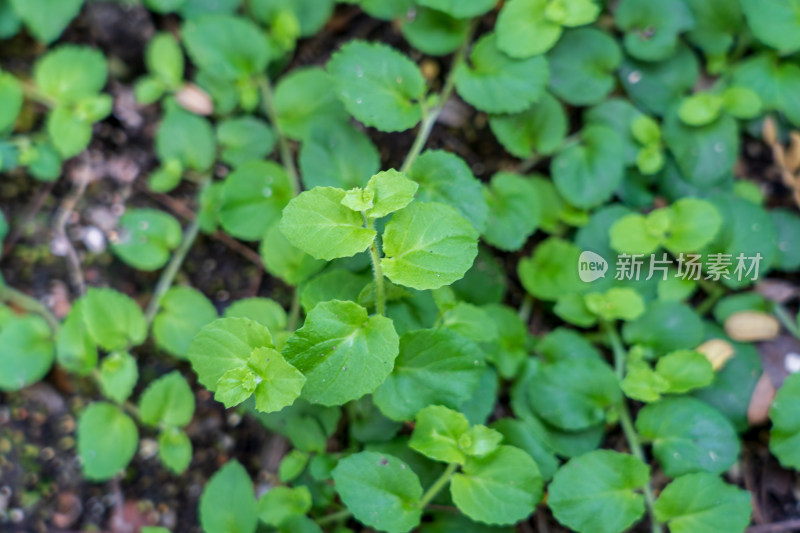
top-left (11, 0), bottom-right (83, 43)
top-left (98, 352), bottom-right (138, 403)
top-left (145, 32), bottom-right (184, 89)
top-left (328, 40), bottom-right (426, 132)
top-left (158, 426), bottom-right (192, 474)
top-left (0, 312), bottom-right (55, 391)
top-left (219, 161), bottom-right (293, 241)
top-left (258, 486), bottom-right (312, 527)
top-left (77, 402), bottom-right (138, 481)
top-left (769, 372), bottom-right (800, 470)
top-left (381, 202), bottom-right (479, 291)
top-left (280, 187), bottom-right (376, 261)
top-left (496, 0), bottom-right (564, 58)
top-left (139, 371), bottom-right (195, 427)
top-left (186, 317), bottom-right (274, 391)
top-left (636, 397), bottom-right (739, 477)
top-left (664, 198), bottom-right (722, 253)
top-left (584, 288), bottom-right (645, 322)
top-left (34, 45), bottom-right (107, 104)
top-left (654, 473), bottom-right (752, 533)
top-left (111, 208), bottom-right (182, 271)
top-left (720, 87), bottom-right (761, 119)
top-left (654, 350), bottom-right (714, 393)
top-left (182, 15), bottom-right (271, 81)
top-left (332, 451), bottom-right (423, 533)
top-left (282, 300), bottom-right (399, 406)
top-left (0, 72), bottom-right (22, 132)
top-left (409, 404), bottom-right (470, 464)
top-left (199, 461), bottom-right (258, 533)
top-left (416, 0), bottom-right (496, 18)
top-left (454, 33), bottom-right (549, 114)
top-left (621, 358), bottom-right (670, 403)
top-left (458, 425), bottom-right (503, 457)
top-left (81, 288), bottom-right (147, 352)
top-left (450, 445), bottom-right (542, 526)
top-left (249, 346), bottom-right (306, 413)
top-left (373, 328), bottom-right (485, 421)
top-left (482, 172), bottom-right (540, 252)
top-left (153, 286), bottom-right (217, 359)
top-left (364, 169), bottom-right (419, 219)
top-left (548, 450), bottom-right (650, 533)
top-left (679, 92), bottom-right (724, 126)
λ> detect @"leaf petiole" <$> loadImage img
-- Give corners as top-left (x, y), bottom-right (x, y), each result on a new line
top-left (419, 462), bottom-right (459, 509)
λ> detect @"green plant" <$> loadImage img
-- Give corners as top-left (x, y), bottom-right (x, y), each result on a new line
top-left (3, 0), bottom-right (800, 532)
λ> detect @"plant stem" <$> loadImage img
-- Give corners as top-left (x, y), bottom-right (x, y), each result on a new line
top-left (368, 228), bottom-right (386, 316)
top-left (0, 285), bottom-right (60, 332)
top-left (696, 284), bottom-right (725, 316)
top-left (257, 76), bottom-right (300, 196)
top-left (287, 289), bottom-right (301, 332)
top-left (144, 180), bottom-right (209, 326)
top-left (605, 322), bottom-right (663, 533)
top-left (399, 23), bottom-right (475, 173)
top-left (518, 294), bottom-right (534, 323)
top-left (316, 508), bottom-right (352, 527)
top-left (774, 303), bottom-right (800, 339)
top-left (419, 462), bottom-right (459, 508)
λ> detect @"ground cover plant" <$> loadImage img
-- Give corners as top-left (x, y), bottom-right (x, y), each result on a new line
top-left (2, 0), bottom-right (800, 531)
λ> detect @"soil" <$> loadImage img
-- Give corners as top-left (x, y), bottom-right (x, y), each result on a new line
top-left (1, 3), bottom-right (799, 533)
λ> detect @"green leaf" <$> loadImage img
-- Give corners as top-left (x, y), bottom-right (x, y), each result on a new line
top-left (631, 115), bottom-right (661, 146)
top-left (155, 104), bottom-right (216, 172)
top-left (489, 92), bottom-right (567, 158)
top-left (217, 117), bottom-right (275, 168)
top-left (664, 198), bottom-right (722, 253)
top-left (584, 288), bottom-right (645, 322)
top-left (458, 425), bottom-right (503, 457)
top-left (454, 33), bottom-right (550, 114)
top-left (218, 161), bottom-right (293, 241)
top-left (621, 358), bottom-right (670, 403)
top-left (518, 237), bottom-right (584, 301)
top-left (496, 0), bottom-right (563, 58)
top-left (158, 426), bottom-right (192, 474)
top-left (260, 223), bottom-right (326, 286)
top-left (56, 301), bottom-right (97, 376)
top-left (46, 106), bottom-right (92, 158)
top-left (772, 208), bottom-right (800, 270)
top-left (216, 366), bottom-right (257, 407)
top-left (679, 93), bottom-right (723, 126)
top-left (451, 445), bottom-right (542, 526)
top-left (663, 110), bottom-right (737, 188)
top-left (34, 45), bottom-right (107, 104)
top-left (416, 0), bottom-right (496, 18)
top-left (654, 350), bottom-right (714, 393)
top-left (482, 172), bottom-right (540, 251)
top-left (720, 87), bottom-right (762, 119)
top-left (250, 0), bottom-right (333, 38)
top-left (409, 404), bottom-right (470, 464)
top-left (381, 202), bottom-right (478, 291)
top-left (333, 451), bottom-right (423, 533)
top-left (622, 301), bottom-right (704, 356)
top-left (145, 0), bottom-right (184, 13)
top-left (199, 461), bottom-right (258, 533)
top-left (279, 187), bottom-right (376, 260)
top-left (584, 99), bottom-right (645, 165)
top-left (98, 352), bottom-right (138, 403)
top-left (491, 418), bottom-right (560, 482)
top-left (636, 397), bottom-right (739, 477)
top-left (732, 54), bottom-right (800, 127)
top-left (224, 297), bottom-right (287, 332)
top-left (439, 302), bottom-right (497, 343)
top-left (547, 28), bottom-right (621, 106)
top-left (81, 288), bottom-right (147, 352)
top-left (0, 312), bottom-right (55, 391)
top-left (401, 7), bottom-right (470, 56)
top-left (364, 169), bottom-right (419, 219)
top-left (280, 449), bottom-right (311, 481)
top-left (373, 328), bottom-right (485, 421)
top-left (300, 270), bottom-right (369, 314)
top-left (328, 40), bottom-right (425, 132)
top-left (182, 15), bottom-right (271, 81)
top-left (249, 346), bottom-right (306, 413)
top-left (10, 0), bottom-right (83, 43)
top-left (111, 208), bottom-right (182, 271)
top-left (258, 486), bottom-right (312, 527)
top-left (615, 0), bottom-right (694, 62)
top-left (299, 121), bottom-right (380, 190)
top-left (77, 402), bottom-right (138, 481)
top-left (769, 372), bottom-right (800, 470)
top-left (548, 450), bottom-right (650, 533)
top-left (282, 300), bottom-right (399, 406)
top-left (0, 72), bottom-right (22, 132)
top-left (551, 125), bottom-right (625, 209)
top-left (619, 44), bottom-right (699, 116)
top-left (146, 33), bottom-right (183, 88)
top-left (741, 0), bottom-right (800, 54)
top-left (408, 150), bottom-right (488, 232)
top-left (187, 317), bottom-right (274, 391)
top-left (527, 358), bottom-right (621, 430)
top-left (654, 473), bottom-right (752, 533)
top-left (139, 371), bottom-right (195, 427)
top-left (153, 287), bottom-right (217, 359)
top-left (273, 67), bottom-right (349, 140)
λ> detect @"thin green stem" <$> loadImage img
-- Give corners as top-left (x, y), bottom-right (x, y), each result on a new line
top-left (419, 462), bottom-right (459, 509)
top-left (257, 76), bottom-right (300, 196)
top-left (316, 508), bottom-right (352, 527)
top-left (605, 322), bottom-right (663, 533)
top-left (696, 285), bottom-right (725, 316)
top-left (518, 294), bottom-right (534, 324)
top-left (287, 289), bottom-right (301, 332)
top-left (368, 224), bottom-right (386, 316)
top-left (144, 180), bottom-right (209, 326)
top-left (0, 285), bottom-right (60, 332)
top-left (774, 303), bottom-right (800, 339)
top-left (399, 23), bottom-right (476, 173)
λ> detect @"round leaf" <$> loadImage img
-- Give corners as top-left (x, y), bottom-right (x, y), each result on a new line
top-left (769, 372), bottom-right (800, 470)
top-left (273, 67), bottom-right (349, 140)
top-left (654, 473), bottom-right (752, 533)
top-left (299, 121), bottom-right (380, 190)
top-left (482, 172), bottom-right (540, 251)
top-left (153, 286), bottom-right (218, 359)
top-left (489, 92), bottom-right (567, 158)
top-left (34, 45), bottom-right (107, 104)
top-left (111, 208), bottom-right (182, 271)
top-left (547, 28), bottom-right (621, 106)
top-left (0, 312), bottom-right (54, 391)
top-left (199, 461), bottom-right (258, 533)
top-left (81, 288), bottom-right (147, 352)
top-left (139, 371), bottom-right (196, 427)
top-left (182, 15), bottom-right (271, 81)
top-left (77, 402), bottom-right (138, 481)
